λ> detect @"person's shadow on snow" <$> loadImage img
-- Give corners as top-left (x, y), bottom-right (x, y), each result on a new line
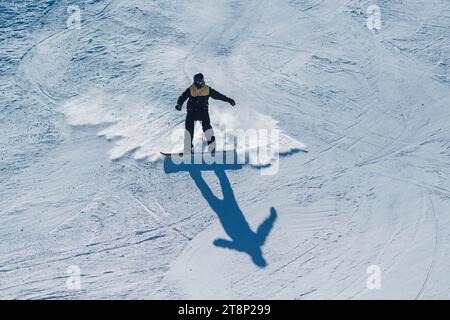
top-left (188, 168), bottom-right (277, 268)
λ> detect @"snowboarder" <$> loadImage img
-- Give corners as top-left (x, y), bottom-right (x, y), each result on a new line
top-left (175, 73), bottom-right (236, 153)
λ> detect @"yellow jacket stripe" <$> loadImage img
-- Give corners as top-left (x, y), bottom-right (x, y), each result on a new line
top-left (190, 84), bottom-right (210, 97)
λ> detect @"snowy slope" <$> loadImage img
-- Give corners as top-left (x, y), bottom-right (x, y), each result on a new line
top-left (1, 0), bottom-right (449, 299)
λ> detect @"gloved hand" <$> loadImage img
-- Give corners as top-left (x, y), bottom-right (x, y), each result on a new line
top-left (229, 99), bottom-right (236, 107)
top-left (175, 104), bottom-right (182, 111)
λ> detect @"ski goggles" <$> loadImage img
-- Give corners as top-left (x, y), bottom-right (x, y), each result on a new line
top-left (194, 79), bottom-right (205, 86)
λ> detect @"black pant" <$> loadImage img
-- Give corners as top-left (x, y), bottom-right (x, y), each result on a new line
top-left (185, 110), bottom-right (215, 150)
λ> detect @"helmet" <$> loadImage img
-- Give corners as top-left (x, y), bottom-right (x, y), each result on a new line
top-left (193, 73), bottom-right (205, 88)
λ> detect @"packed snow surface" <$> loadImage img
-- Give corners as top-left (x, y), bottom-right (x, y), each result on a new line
top-left (1, 0), bottom-right (449, 299)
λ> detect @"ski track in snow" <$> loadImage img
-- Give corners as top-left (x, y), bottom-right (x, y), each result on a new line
top-left (1, 0), bottom-right (450, 299)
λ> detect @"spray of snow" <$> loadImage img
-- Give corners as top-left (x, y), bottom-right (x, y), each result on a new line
top-left (61, 91), bottom-right (306, 165)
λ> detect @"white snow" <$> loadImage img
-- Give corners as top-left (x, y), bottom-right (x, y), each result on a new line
top-left (1, 0), bottom-right (449, 299)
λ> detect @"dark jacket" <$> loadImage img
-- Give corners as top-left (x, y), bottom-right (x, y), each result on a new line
top-left (177, 84), bottom-right (232, 112)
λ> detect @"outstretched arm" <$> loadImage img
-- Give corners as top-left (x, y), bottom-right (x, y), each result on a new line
top-left (177, 88), bottom-right (190, 107)
top-left (210, 88), bottom-right (235, 106)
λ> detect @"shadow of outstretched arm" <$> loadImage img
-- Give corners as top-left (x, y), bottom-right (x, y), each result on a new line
top-left (213, 238), bottom-right (240, 251)
top-left (257, 207), bottom-right (278, 246)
